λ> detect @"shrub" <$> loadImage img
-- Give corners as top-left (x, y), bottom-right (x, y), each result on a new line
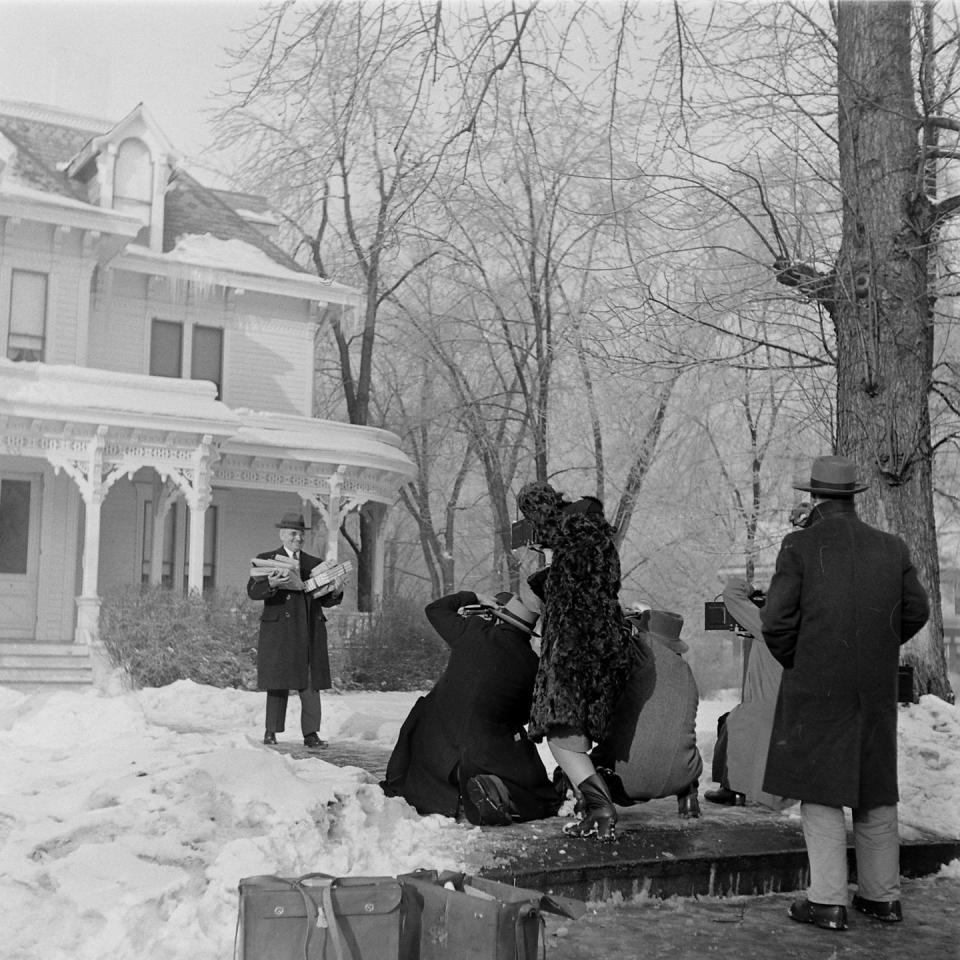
top-left (340, 594), bottom-right (447, 690)
top-left (100, 585), bottom-right (259, 689)
top-left (100, 586), bottom-right (447, 692)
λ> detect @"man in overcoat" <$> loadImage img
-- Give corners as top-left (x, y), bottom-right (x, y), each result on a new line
top-left (380, 590), bottom-right (561, 826)
top-left (761, 456), bottom-right (929, 932)
top-left (247, 512), bottom-right (345, 749)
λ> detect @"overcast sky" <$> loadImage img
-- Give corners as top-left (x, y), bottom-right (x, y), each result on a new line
top-left (0, 0), bottom-right (261, 171)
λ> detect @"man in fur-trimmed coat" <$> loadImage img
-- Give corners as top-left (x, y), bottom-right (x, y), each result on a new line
top-left (380, 590), bottom-right (561, 826)
top-left (761, 456), bottom-right (928, 932)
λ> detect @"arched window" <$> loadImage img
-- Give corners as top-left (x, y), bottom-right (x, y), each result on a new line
top-left (113, 138), bottom-right (152, 224)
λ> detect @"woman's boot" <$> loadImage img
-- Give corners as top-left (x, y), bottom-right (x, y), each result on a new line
top-left (563, 773), bottom-right (617, 842)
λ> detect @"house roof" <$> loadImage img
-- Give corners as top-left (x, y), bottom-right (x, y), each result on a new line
top-left (163, 168), bottom-right (304, 273)
top-left (0, 103), bottom-right (103, 202)
top-left (0, 99), bottom-right (308, 277)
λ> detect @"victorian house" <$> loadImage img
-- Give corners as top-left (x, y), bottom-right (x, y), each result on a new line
top-left (0, 100), bottom-right (414, 687)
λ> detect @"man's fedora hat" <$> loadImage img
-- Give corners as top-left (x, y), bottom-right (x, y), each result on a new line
top-left (492, 591), bottom-right (540, 635)
top-left (639, 609), bottom-right (689, 655)
top-left (275, 511), bottom-right (310, 531)
top-left (793, 455), bottom-right (868, 497)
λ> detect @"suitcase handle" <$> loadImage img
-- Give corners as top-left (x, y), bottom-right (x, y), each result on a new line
top-left (516, 907), bottom-right (546, 960)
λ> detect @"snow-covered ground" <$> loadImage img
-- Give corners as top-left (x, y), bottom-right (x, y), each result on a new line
top-left (0, 680), bottom-right (957, 960)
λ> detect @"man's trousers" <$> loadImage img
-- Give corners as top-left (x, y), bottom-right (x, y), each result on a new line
top-left (801, 801), bottom-right (900, 904)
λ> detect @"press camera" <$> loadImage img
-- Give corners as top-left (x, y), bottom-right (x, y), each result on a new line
top-left (510, 517), bottom-right (538, 550)
top-left (703, 588), bottom-right (766, 632)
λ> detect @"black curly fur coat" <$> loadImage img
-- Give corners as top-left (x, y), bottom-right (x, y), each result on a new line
top-left (518, 483), bottom-right (632, 743)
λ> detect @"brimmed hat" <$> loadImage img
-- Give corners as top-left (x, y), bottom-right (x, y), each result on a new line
top-left (275, 511), bottom-right (309, 531)
top-left (639, 609), bottom-right (688, 655)
top-left (491, 591), bottom-right (540, 635)
top-left (793, 455), bottom-right (867, 497)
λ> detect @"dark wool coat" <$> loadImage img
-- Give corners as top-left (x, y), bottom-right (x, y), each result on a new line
top-left (380, 591), bottom-right (560, 823)
top-left (760, 500), bottom-right (929, 808)
top-left (518, 484), bottom-right (632, 744)
top-left (247, 548), bottom-right (342, 691)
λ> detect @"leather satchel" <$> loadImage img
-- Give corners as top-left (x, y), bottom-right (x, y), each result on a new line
top-left (236, 873), bottom-right (406, 960)
top-left (397, 869), bottom-right (585, 960)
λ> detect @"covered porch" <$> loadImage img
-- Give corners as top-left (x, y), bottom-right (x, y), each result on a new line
top-left (0, 360), bottom-right (415, 686)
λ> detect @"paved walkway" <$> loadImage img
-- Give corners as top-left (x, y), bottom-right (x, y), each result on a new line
top-left (541, 873), bottom-right (960, 960)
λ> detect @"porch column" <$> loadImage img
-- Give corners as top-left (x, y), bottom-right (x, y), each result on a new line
top-left (185, 493), bottom-right (210, 594)
top-left (303, 465), bottom-right (351, 561)
top-left (161, 435), bottom-right (216, 594)
top-left (46, 426), bottom-right (127, 646)
top-left (149, 478), bottom-right (180, 586)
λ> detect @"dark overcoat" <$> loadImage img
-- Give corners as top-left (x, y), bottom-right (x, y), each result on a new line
top-left (760, 500), bottom-right (929, 807)
top-left (381, 591), bottom-right (560, 823)
top-left (246, 548), bottom-right (342, 691)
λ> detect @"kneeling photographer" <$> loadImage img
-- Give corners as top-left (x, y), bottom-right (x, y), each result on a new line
top-left (380, 589), bottom-right (561, 826)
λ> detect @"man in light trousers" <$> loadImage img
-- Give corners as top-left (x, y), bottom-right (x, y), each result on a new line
top-left (761, 455), bottom-right (929, 932)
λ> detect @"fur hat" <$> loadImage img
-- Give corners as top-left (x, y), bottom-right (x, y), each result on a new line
top-left (793, 455), bottom-right (867, 497)
top-left (491, 591), bottom-right (540, 635)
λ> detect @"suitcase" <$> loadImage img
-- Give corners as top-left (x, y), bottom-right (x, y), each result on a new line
top-left (237, 873), bottom-right (405, 960)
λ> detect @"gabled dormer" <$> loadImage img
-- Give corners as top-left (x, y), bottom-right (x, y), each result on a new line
top-left (64, 103), bottom-right (178, 252)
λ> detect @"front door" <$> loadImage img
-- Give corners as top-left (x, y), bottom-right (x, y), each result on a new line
top-left (0, 472), bottom-right (40, 639)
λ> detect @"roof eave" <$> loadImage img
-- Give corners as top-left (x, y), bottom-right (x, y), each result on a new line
top-left (112, 246), bottom-right (361, 307)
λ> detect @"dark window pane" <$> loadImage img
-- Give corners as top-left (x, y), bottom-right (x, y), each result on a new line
top-left (0, 479), bottom-right (31, 574)
top-left (191, 325), bottom-right (223, 397)
top-left (150, 320), bottom-right (182, 378)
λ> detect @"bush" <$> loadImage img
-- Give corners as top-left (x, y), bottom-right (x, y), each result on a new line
top-left (340, 595), bottom-right (447, 690)
top-left (100, 585), bottom-right (259, 689)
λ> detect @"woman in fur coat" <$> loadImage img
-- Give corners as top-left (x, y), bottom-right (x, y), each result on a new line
top-left (517, 481), bottom-right (633, 841)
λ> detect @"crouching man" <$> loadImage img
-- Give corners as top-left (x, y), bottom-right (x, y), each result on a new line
top-left (380, 590), bottom-right (562, 826)
top-left (586, 609), bottom-right (703, 818)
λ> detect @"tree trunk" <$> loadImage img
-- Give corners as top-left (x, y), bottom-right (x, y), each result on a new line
top-left (835, 0), bottom-right (951, 700)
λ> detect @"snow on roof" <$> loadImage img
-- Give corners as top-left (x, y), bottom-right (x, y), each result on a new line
top-left (0, 178), bottom-right (142, 228)
top-left (227, 409), bottom-right (416, 478)
top-left (0, 363), bottom-right (413, 480)
top-left (0, 360), bottom-right (240, 434)
top-left (170, 233), bottom-right (308, 280)
top-left (118, 233), bottom-right (360, 305)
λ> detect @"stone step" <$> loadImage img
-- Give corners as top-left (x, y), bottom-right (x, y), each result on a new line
top-left (0, 666), bottom-right (93, 684)
top-left (0, 643), bottom-right (93, 688)
top-left (0, 653), bottom-right (93, 669)
top-left (0, 642), bottom-right (90, 657)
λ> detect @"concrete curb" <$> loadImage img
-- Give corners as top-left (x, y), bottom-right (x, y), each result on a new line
top-left (480, 823), bottom-right (960, 901)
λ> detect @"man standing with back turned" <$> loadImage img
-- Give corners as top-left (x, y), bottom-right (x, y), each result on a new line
top-left (761, 455), bottom-right (929, 932)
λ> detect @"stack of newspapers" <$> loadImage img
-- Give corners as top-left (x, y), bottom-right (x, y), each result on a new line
top-left (304, 559), bottom-right (353, 598)
top-left (248, 554), bottom-right (300, 579)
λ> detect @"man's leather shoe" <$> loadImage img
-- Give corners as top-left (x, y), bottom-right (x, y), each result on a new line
top-left (303, 733), bottom-right (327, 749)
top-left (704, 786), bottom-right (746, 806)
top-left (466, 775), bottom-right (515, 826)
top-left (263, 732), bottom-right (277, 745)
top-left (852, 894), bottom-right (902, 922)
top-left (788, 898), bottom-right (848, 931)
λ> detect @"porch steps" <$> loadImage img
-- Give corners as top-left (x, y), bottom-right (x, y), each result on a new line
top-left (0, 642), bottom-right (94, 689)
